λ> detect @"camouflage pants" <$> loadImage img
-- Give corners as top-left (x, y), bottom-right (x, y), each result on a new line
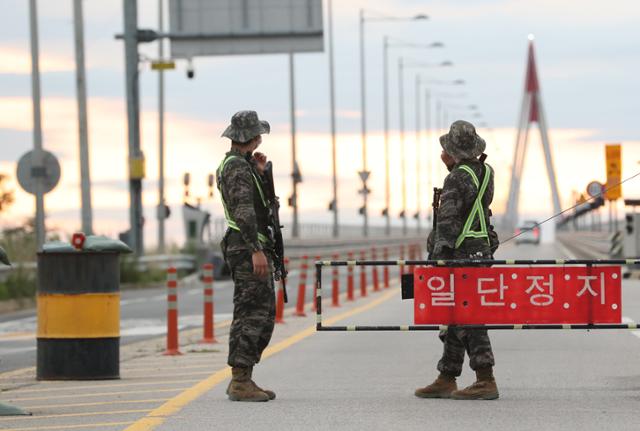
top-left (225, 250), bottom-right (276, 368)
top-left (437, 328), bottom-right (495, 377)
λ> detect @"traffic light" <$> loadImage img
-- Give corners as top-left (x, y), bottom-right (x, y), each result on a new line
top-left (626, 214), bottom-right (634, 235)
top-left (399, 210), bottom-right (405, 218)
top-left (328, 200), bottom-right (336, 211)
top-left (358, 206), bottom-right (365, 215)
top-left (381, 208), bottom-right (388, 216)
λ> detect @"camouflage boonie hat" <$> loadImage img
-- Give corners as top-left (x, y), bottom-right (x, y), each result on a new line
top-left (221, 110), bottom-right (270, 143)
top-left (439, 120), bottom-right (486, 160)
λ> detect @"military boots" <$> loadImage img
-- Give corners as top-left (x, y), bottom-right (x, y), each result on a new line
top-left (248, 366), bottom-right (276, 400)
top-left (227, 367), bottom-right (270, 402)
top-left (414, 373), bottom-right (457, 398)
top-left (451, 367), bottom-right (499, 400)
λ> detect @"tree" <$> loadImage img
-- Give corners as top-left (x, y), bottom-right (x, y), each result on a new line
top-left (0, 174), bottom-right (14, 213)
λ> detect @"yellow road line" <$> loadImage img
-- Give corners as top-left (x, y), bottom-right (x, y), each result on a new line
top-left (0, 408), bottom-right (151, 422)
top-left (2, 421), bottom-right (135, 431)
top-left (10, 379), bottom-right (203, 394)
top-left (8, 387), bottom-right (191, 402)
top-left (124, 288), bottom-right (399, 431)
top-left (0, 367), bottom-right (35, 380)
top-left (121, 364), bottom-right (215, 372)
top-left (21, 399), bottom-right (171, 410)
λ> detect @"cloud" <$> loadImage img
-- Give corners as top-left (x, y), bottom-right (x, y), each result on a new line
top-left (0, 46), bottom-right (74, 74)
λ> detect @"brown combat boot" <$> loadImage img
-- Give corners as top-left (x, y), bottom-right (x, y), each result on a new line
top-left (414, 373), bottom-right (457, 399)
top-left (451, 367), bottom-right (499, 400)
top-left (227, 367), bottom-right (270, 402)
top-left (248, 366), bottom-right (276, 400)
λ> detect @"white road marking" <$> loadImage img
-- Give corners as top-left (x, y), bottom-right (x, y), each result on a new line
top-left (558, 242), bottom-right (578, 260)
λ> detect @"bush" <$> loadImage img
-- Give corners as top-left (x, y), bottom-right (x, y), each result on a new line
top-left (0, 266), bottom-right (36, 300)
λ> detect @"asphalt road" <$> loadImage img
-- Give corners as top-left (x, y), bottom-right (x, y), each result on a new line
top-left (156, 240), bottom-right (640, 431)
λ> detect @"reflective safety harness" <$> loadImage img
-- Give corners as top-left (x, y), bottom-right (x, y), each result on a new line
top-left (217, 155), bottom-right (271, 245)
top-left (454, 163), bottom-right (492, 249)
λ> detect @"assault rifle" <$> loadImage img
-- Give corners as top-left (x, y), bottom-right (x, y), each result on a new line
top-left (427, 187), bottom-right (443, 260)
top-left (263, 161), bottom-right (288, 303)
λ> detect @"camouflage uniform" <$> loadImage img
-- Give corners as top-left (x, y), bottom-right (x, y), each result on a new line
top-left (217, 111), bottom-right (275, 369)
top-left (427, 120), bottom-right (497, 377)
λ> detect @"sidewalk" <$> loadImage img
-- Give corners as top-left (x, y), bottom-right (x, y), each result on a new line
top-left (0, 270), bottom-right (401, 431)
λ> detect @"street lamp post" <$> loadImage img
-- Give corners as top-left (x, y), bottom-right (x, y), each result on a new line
top-left (358, 11), bottom-right (428, 237)
top-left (328, 0), bottom-right (338, 238)
top-left (397, 58), bottom-right (452, 235)
top-left (382, 39), bottom-right (444, 236)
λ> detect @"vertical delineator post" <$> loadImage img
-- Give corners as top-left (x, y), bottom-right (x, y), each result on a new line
top-left (331, 253), bottom-right (340, 307)
top-left (347, 251), bottom-right (355, 301)
top-left (200, 263), bottom-right (216, 344)
top-left (360, 250), bottom-right (367, 297)
top-left (164, 267), bottom-right (181, 355)
top-left (295, 256), bottom-right (308, 317)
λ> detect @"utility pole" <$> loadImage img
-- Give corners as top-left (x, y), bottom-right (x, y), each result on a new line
top-left (398, 57), bottom-right (407, 235)
top-left (73, 0), bottom-right (93, 235)
top-left (289, 52), bottom-right (300, 238)
top-left (157, 0), bottom-right (166, 253)
top-left (414, 74), bottom-right (421, 234)
top-left (28, 0), bottom-right (46, 250)
top-left (123, 0), bottom-right (145, 256)
top-left (328, 0), bottom-right (338, 238)
top-left (382, 36), bottom-right (391, 236)
top-left (424, 89), bottom-right (432, 222)
top-left (358, 9), bottom-right (370, 237)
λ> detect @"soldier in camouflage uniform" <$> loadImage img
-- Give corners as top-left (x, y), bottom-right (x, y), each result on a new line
top-left (217, 111), bottom-right (277, 402)
top-left (416, 120), bottom-right (500, 401)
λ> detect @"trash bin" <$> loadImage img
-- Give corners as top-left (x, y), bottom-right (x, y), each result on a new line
top-left (36, 251), bottom-right (121, 380)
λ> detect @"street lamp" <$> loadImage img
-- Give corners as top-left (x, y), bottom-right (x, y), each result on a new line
top-left (397, 57), bottom-right (452, 235)
top-left (418, 79), bottom-right (465, 229)
top-left (358, 10), bottom-right (428, 237)
top-left (382, 37), bottom-right (445, 236)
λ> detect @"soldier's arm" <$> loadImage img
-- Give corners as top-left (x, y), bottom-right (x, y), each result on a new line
top-left (433, 170), bottom-right (475, 258)
top-left (224, 159), bottom-right (262, 252)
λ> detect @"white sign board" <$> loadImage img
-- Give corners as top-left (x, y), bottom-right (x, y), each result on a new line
top-left (168, 0), bottom-right (324, 58)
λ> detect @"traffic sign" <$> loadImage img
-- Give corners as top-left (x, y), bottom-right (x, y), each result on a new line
top-left (414, 266), bottom-right (621, 325)
top-left (358, 170), bottom-right (371, 183)
top-left (16, 150), bottom-right (61, 195)
top-left (605, 144), bottom-right (621, 201)
top-left (151, 60), bottom-right (176, 70)
top-left (586, 181), bottom-right (603, 198)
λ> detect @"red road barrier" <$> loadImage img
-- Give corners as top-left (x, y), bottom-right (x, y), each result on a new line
top-left (332, 253), bottom-right (340, 307)
top-left (347, 251), bottom-right (355, 301)
top-left (383, 247), bottom-right (390, 288)
top-left (295, 255), bottom-right (308, 317)
top-left (163, 267), bottom-right (182, 356)
top-left (312, 255), bottom-right (321, 311)
top-left (200, 264), bottom-right (217, 344)
top-left (276, 257), bottom-right (288, 324)
top-left (371, 247), bottom-right (380, 292)
top-left (360, 250), bottom-right (367, 297)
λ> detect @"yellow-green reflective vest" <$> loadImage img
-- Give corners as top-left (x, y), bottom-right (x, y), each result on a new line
top-left (216, 155), bottom-right (270, 245)
top-left (454, 164), bottom-right (492, 249)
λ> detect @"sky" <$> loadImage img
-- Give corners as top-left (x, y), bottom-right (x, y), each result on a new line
top-left (1, 0), bottom-right (639, 248)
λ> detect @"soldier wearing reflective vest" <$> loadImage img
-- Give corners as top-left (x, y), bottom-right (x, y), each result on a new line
top-left (217, 110), bottom-right (277, 402)
top-left (417, 120), bottom-right (500, 401)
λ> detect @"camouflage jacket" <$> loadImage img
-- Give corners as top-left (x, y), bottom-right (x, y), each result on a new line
top-left (430, 159), bottom-right (495, 259)
top-left (217, 148), bottom-right (271, 254)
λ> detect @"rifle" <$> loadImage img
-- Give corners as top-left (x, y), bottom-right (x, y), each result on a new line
top-left (263, 161), bottom-right (288, 303)
top-left (428, 187), bottom-right (443, 260)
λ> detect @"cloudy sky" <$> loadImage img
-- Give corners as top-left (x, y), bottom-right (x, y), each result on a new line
top-left (1, 0), bottom-right (639, 248)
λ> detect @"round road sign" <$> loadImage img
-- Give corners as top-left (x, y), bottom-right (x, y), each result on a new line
top-left (16, 150), bottom-right (61, 195)
top-left (586, 181), bottom-right (604, 198)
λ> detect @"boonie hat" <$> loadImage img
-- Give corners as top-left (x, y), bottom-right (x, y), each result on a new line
top-left (439, 120), bottom-right (486, 160)
top-left (222, 110), bottom-right (270, 143)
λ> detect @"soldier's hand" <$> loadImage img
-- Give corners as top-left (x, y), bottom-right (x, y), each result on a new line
top-left (253, 152), bottom-right (267, 174)
top-left (252, 250), bottom-right (269, 278)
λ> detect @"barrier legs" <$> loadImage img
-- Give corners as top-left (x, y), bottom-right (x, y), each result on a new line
top-left (399, 244), bottom-right (406, 281)
top-left (312, 255), bottom-right (321, 311)
top-left (164, 267), bottom-right (182, 356)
